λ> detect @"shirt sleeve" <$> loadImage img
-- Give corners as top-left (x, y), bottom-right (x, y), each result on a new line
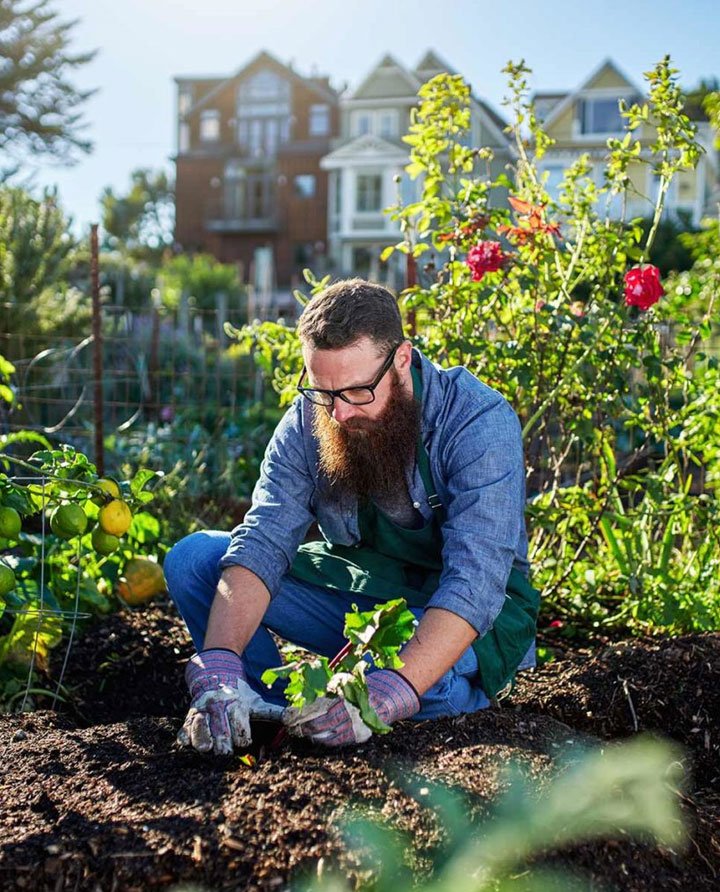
top-left (425, 395), bottom-right (526, 637)
top-left (218, 398), bottom-right (315, 597)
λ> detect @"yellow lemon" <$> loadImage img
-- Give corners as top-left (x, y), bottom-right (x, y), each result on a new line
top-left (98, 500), bottom-right (133, 537)
top-left (0, 506), bottom-right (21, 540)
top-left (92, 477), bottom-right (121, 505)
top-left (91, 527), bottom-right (120, 556)
top-left (117, 558), bottom-right (166, 606)
top-left (50, 504), bottom-right (89, 539)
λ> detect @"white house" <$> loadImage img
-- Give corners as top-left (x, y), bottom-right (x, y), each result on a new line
top-left (320, 51), bottom-right (514, 287)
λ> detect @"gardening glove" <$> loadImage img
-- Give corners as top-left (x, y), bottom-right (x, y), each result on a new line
top-left (178, 648), bottom-right (284, 755)
top-left (283, 669), bottom-right (420, 748)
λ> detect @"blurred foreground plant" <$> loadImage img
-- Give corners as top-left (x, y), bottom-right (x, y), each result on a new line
top-left (299, 737), bottom-right (685, 892)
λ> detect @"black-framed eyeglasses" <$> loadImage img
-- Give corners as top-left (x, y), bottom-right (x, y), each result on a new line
top-left (297, 343), bottom-right (401, 407)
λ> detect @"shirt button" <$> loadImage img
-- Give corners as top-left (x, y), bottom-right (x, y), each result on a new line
top-left (412, 501), bottom-right (421, 509)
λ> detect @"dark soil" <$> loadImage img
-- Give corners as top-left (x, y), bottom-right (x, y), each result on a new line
top-left (1, 600), bottom-right (719, 891)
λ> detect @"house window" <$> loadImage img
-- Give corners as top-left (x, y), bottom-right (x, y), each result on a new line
top-left (247, 174), bottom-right (273, 219)
top-left (309, 104), bottom-right (330, 136)
top-left (200, 109), bottom-right (221, 142)
top-left (356, 174), bottom-right (382, 212)
top-left (242, 69), bottom-right (289, 100)
top-left (294, 174), bottom-right (316, 198)
top-left (580, 98), bottom-right (624, 135)
top-left (353, 113), bottom-right (372, 137)
top-left (379, 112), bottom-right (397, 139)
top-left (178, 88), bottom-right (192, 116)
top-left (352, 247), bottom-right (373, 276)
top-left (236, 69), bottom-right (291, 157)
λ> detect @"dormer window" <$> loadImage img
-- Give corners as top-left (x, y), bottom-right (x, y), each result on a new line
top-left (580, 97), bottom-right (624, 135)
top-left (200, 109), bottom-right (221, 142)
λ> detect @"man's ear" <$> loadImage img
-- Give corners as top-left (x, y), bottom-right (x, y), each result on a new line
top-left (396, 340), bottom-right (413, 371)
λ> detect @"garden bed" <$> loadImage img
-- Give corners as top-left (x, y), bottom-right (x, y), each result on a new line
top-left (1, 601), bottom-right (719, 891)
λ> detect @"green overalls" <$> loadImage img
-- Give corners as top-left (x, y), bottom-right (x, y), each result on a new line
top-left (289, 365), bottom-right (540, 699)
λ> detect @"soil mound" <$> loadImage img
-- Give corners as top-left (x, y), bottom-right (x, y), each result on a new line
top-left (0, 602), bottom-right (717, 891)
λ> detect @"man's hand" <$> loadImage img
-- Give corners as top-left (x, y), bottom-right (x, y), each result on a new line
top-left (283, 669), bottom-right (419, 748)
top-left (178, 648), bottom-right (284, 755)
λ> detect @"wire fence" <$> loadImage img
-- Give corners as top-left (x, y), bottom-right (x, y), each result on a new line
top-left (1, 300), bottom-right (266, 473)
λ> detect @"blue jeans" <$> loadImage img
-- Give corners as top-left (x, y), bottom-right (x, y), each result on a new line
top-left (164, 531), bottom-right (490, 721)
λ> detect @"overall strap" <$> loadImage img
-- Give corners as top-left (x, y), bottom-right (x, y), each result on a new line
top-left (410, 363), bottom-right (446, 522)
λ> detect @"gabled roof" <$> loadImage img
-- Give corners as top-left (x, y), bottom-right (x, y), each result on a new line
top-left (541, 58), bottom-right (644, 131)
top-left (414, 50), bottom-right (455, 81)
top-left (183, 49), bottom-right (338, 116)
top-left (473, 98), bottom-right (509, 144)
top-left (320, 133), bottom-right (409, 168)
top-left (351, 53), bottom-right (422, 101)
top-left (343, 51), bottom-right (510, 147)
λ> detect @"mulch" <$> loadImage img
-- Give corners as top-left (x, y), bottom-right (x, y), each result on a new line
top-left (1, 599), bottom-right (719, 891)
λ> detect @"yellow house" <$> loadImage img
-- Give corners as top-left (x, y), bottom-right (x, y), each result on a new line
top-left (532, 59), bottom-right (718, 226)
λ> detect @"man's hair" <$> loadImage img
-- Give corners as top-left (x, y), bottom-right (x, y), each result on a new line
top-left (296, 278), bottom-right (404, 353)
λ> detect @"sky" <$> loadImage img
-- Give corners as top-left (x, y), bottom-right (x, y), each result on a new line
top-left (20, 0), bottom-right (720, 235)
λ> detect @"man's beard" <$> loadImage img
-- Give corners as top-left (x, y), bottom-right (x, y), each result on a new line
top-left (313, 370), bottom-right (421, 503)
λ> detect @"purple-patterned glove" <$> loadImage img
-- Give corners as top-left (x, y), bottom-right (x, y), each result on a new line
top-left (177, 648), bottom-right (284, 755)
top-left (283, 669), bottom-right (420, 748)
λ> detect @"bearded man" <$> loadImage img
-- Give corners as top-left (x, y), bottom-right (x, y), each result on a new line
top-left (165, 278), bottom-right (539, 755)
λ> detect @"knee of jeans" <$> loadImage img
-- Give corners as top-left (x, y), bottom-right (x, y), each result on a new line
top-left (163, 531), bottom-right (214, 606)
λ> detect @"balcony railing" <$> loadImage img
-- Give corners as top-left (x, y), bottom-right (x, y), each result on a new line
top-left (205, 197), bottom-right (277, 233)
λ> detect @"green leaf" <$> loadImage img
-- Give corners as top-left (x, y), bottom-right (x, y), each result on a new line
top-left (263, 656), bottom-right (333, 709)
top-left (342, 674), bottom-right (392, 734)
top-left (343, 599), bottom-right (416, 667)
top-left (127, 511), bottom-right (160, 544)
top-left (600, 516), bottom-right (631, 577)
top-left (129, 469), bottom-right (157, 498)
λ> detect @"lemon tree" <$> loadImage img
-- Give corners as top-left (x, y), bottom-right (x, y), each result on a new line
top-left (0, 444), bottom-right (161, 705)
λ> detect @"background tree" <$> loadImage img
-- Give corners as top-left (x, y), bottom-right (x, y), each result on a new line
top-left (0, 186), bottom-right (87, 351)
top-left (100, 168), bottom-right (175, 260)
top-left (0, 0), bottom-right (96, 178)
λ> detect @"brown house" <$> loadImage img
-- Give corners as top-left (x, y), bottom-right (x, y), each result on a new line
top-left (174, 51), bottom-right (340, 291)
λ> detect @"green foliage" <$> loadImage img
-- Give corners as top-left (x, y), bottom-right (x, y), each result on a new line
top-left (262, 599), bottom-right (416, 733)
top-left (0, 353), bottom-right (14, 404)
top-left (224, 57), bottom-right (719, 638)
top-left (0, 0), bottom-right (96, 176)
top-left (225, 267), bottom-right (325, 405)
top-left (300, 737), bottom-right (685, 891)
top-left (0, 186), bottom-right (86, 348)
top-left (159, 252), bottom-right (244, 312)
top-left (100, 168), bottom-right (175, 259)
top-left (105, 401), bottom-right (283, 544)
top-left (0, 443), bottom-right (159, 708)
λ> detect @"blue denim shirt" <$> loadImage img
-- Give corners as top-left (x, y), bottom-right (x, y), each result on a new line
top-left (219, 348), bottom-right (531, 640)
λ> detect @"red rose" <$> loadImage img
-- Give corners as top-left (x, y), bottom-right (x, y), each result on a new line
top-left (466, 240), bottom-right (509, 282)
top-left (624, 265), bottom-right (664, 310)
